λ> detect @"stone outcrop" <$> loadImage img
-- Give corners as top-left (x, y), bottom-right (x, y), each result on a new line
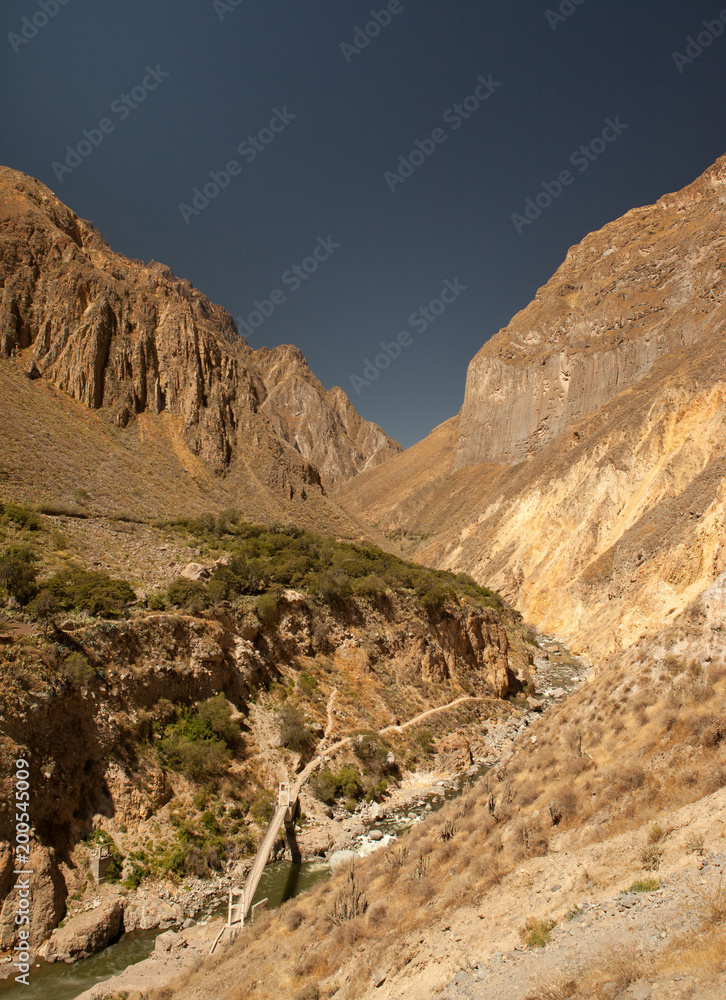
top-left (39, 900), bottom-right (123, 963)
top-left (337, 154), bottom-right (726, 657)
top-left (0, 166), bottom-right (399, 509)
top-left (122, 893), bottom-right (184, 932)
top-left (254, 347), bottom-right (400, 488)
top-left (0, 842), bottom-right (66, 951)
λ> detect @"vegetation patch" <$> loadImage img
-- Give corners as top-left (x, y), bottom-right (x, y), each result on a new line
top-left (156, 695), bottom-right (240, 782)
top-left (520, 916), bottom-right (556, 948)
top-left (45, 564), bottom-right (135, 617)
top-left (161, 518), bottom-right (507, 613)
top-left (626, 878), bottom-right (660, 893)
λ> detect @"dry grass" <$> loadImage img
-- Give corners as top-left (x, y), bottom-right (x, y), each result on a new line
top-left (660, 926), bottom-right (726, 976)
top-left (145, 635), bottom-right (726, 1000)
top-left (581, 946), bottom-right (653, 999)
top-left (526, 968), bottom-right (581, 999)
top-left (692, 876), bottom-right (726, 926)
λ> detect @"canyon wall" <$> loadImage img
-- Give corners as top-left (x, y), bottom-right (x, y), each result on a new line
top-left (338, 154), bottom-right (726, 657)
top-left (456, 154), bottom-right (726, 467)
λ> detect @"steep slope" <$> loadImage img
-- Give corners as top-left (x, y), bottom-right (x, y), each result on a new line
top-left (456, 154), bottom-right (726, 467)
top-left (338, 154), bottom-right (726, 656)
top-left (253, 346), bottom-right (400, 489)
top-left (0, 166), bottom-right (398, 522)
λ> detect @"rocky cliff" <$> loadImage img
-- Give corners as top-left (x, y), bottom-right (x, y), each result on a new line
top-left (253, 347), bottom-right (400, 488)
top-left (338, 154), bottom-right (726, 657)
top-left (0, 166), bottom-right (399, 516)
top-left (0, 588), bottom-right (529, 953)
top-left (456, 154), bottom-right (726, 467)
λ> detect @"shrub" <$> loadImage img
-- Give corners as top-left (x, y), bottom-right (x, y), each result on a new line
top-left (312, 766), bottom-right (364, 805)
top-left (166, 577), bottom-right (209, 613)
top-left (647, 822), bottom-right (665, 844)
top-left (156, 700), bottom-right (238, 781)
top-left (351, 574), bottom-right (387, 599)
top-left (298, 671), bottom-right (318, 697)
top-left (0, 502), bottom-right (42, 532)
top-left (627, 878), bottom-right (660, 893)
top-left (0, 545), bottom-right (38, 604)
top-left (418, 585), bottom-right (454, 612)
top-left (256, 591), bottom-right (279, 625)
top-left (124, 863), bottom-right (149, 889)
top-left (29, 589), bottom-right (60, 635)
top-left (277, 704), bottom-right (316, 754)
top-left (415, 728), bottom-right (435, 755)
top-left (520, 917), bottom-right (555, 948)
top-left (329, 866), bottom-right (367, 924)
top-left (640, 846), bottom-right (663, 871)
top-left (64, 652), bottom-right (96, 687)
top-left (313, 769), bottom-right (339, 805)
top-left (200, 810), bottom-right (222, 835)
top-left (45, 565), bottom-right (135, 616)
top-left (250, 789), bottom-right (276, 826)
top-left (693, 875), bottom-right (726, 924)
top-left (195, 694), bottom-right (240, 748)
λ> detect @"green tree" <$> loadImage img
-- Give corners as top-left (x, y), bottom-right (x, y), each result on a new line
top-left (0, 545), bottom-right (38, 604)
top-left (277, 704), bottom-right (316, 754)
top-left (29, 588), bottom-right (60, 636)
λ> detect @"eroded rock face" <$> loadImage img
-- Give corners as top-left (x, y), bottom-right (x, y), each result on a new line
top-left (254, 348), bottom-right (401, 488)
top-left (338, 154), bottom-right (726, 658)
top-left (456, 154), bottom-right (726, 468)
top-left (0, 843), bottom-right (66, 951)
top-left (0, 166), bottom-right (399, 490)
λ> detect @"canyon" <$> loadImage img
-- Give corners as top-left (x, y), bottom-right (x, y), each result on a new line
top-left (0, 152), bottom-right (725, 1000)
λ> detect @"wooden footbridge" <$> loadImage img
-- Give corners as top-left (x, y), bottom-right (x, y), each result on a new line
top-left (209, 695), bottom-right (486, 953)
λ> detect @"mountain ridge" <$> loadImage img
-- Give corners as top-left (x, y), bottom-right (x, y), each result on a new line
top-left (0, 165), bottom-right (399, 525)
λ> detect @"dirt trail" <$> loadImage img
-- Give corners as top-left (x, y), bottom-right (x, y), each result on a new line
top-left (324, 687), bottom-right (338, 738)
top-left (379, 696), bottom-right (485, 735)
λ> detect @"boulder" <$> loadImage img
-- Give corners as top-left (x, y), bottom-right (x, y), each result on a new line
top-left (123, 893), bottom-right (183, 932)
top-left (328, 850), bottom-right (357, 871)
top-left (180, 563), bottom-right (211, 582)
top-left (39, 900), bottom-right (123, 963)
top-left (154, 930), bottom-right (186, 953)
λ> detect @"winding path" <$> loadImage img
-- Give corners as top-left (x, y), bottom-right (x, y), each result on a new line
top-left (215, 692), bottom-right (487, 945)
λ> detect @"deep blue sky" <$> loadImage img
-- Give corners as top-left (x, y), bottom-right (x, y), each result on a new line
top-left (1, 0), bottom-right (724, 448)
